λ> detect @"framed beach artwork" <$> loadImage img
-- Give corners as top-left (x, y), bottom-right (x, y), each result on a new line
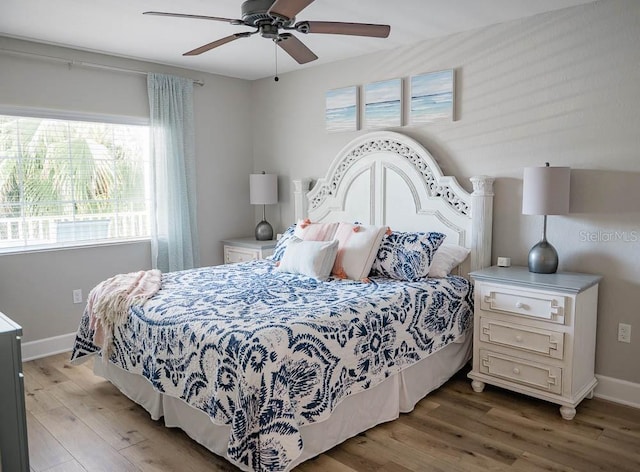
top-left (325, 86), bottom-right (359, 132)
top-left (410, 69), bottom-right (455, 124)
top-left (364, 78), bottom-right (402, 129)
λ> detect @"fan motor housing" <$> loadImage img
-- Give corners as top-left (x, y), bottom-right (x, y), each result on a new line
top-left (242, 0), bottom-right (294, 27)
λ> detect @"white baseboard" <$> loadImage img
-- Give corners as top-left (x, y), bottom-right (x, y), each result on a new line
top-left (21, 332), bottom-right (75, 362)
top-left (594, 374), bottom-right (640, 409)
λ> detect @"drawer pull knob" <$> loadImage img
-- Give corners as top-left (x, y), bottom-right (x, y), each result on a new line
top-left (515, 335), bottom-right (523, 343)
top-left (512, 367), bottom-right (521, 375)
top-left (515, 301), bottom-right (528, 310)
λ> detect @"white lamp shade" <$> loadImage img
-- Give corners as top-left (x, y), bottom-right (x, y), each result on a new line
top-left (250, 173), bottom-right (278, 205)
top-left (522, 165), bottom-right (570, 215)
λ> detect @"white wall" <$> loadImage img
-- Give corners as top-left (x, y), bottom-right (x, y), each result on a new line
top-left (0, 37), bottom-right (255, 342)
top-left (251, 0), bottom-right (640, 383)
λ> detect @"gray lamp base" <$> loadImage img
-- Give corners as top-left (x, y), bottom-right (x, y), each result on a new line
top-left (528, 240), bottom-right (558, 274)
top-left (255, 220), bottom-right (274, 241)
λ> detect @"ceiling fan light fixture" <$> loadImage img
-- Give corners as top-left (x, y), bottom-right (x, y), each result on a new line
top-left (260, 23), bottom-right (280, 39)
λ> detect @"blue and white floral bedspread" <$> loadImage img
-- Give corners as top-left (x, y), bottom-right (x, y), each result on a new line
top-left (71, 259), bottom-right (473, 471)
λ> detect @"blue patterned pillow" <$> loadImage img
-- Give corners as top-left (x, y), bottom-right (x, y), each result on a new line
top-left (268, 225), bottom-right (296, 261)
top-left (371, 231), bottom-right (446, 281)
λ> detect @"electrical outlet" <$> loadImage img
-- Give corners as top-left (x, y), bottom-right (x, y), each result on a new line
top-left (72, 289), bottom-right (83, 304)
top-left (618, 323), bottom-right (631, 343)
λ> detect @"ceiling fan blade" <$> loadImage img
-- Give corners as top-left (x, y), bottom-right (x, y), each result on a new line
top-left (143, 11), bottom-right (242, 24)
top-left (300, 21), bottom-right (390, 38)
top-left (268, 0), bottom-right (315, 19)
top-left (183, 33), bottom-right (251, 56)
top-left (277, 33), bottom-right (318, 64)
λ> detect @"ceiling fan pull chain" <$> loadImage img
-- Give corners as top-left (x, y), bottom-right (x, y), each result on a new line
top-left (274, 39), bottom-right (279, 82)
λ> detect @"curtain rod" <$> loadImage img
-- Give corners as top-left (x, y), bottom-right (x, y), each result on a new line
top-left (0, 47), bottom-right (205, 86)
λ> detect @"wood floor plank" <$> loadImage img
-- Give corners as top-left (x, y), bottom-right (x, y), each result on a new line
top-left (360, 427), bottom-right (452, 472)
top-left (23, 357), bottom-right (71, 388)
top-left (414, 402), bottom-right (600, 471)
top-left (24, 375), bottom-right (65, 415)
top-left (374, 462), bottom-right (414, 472)
top-left (597, 427), bottom-right (640, 455)
top-left (366, 419), bottom-right (509, 472)
top-left (580, 397), bottom-right (640, 424)
top-left (54, 391), bottom-right (147, 450)
top-left (510, 451), bottom-right (577, 472)
top-left (374, 420), bottom-right (463, 464)
top-left (576, 402), bottom-right (640, 440)
top-left (295, 454), bottom-right (358, 472)
top-left (41, 459), bottom-right (88, 472)
top-left (402, 403), bottom-right (523, 466)
top-left (326, 434), bottom-right (389, 471)
top-left (114, 403), bottom-right (240, 471)
top-left (76, 378), bottom-right (138, 412)
top-left (33, 406), bottom-right (139, 472)
top-left (48, 380), bottom-right (104, 409)
top-left (26, 411), bottom-right (74, 472)
top-left (53, 355), bottom-right (106, 392)
top-left (486, 407), bottom-right (640, 472)
top-left (435, 378), bottom-right (605, 440)
top-left (119, 438), bottom-right (237, 472)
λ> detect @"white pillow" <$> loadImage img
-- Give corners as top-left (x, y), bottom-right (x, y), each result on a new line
top-left (332, 223), bottom-right (387, 280)
top-left (428, 244), bottom-right (471, 278)
top-left (277, 237), bottom-right (339, 281)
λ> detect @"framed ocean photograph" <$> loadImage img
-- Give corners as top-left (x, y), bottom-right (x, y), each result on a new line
top-left (325, 86), bottom-right (359, 132)
top-left (364, 78), bottom-right (402, 129)
top-left (410, 69), bottom-right (455, 124)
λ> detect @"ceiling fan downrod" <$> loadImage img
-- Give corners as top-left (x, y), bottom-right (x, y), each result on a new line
top-left (273, 39), bottom-right (279, 82)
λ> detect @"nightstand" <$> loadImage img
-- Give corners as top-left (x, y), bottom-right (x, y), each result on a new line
top-left (222, 237), bottom-right (277, 264)
top-left (467, 266), bottom-right (602, 420)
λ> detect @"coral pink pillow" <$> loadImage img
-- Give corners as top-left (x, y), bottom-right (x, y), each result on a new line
top-left (332, 223), bottom-right (387, 280)
top-left (294, 219), bottom-right (339, 241)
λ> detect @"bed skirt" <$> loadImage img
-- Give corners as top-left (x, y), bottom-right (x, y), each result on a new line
top-left (93, 332), bottom-right (472, 471)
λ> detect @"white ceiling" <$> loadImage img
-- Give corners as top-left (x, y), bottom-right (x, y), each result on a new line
top-left (1, 0), bottom-right (596, 81)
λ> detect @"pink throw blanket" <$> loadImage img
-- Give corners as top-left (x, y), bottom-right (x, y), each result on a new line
top-left (87, 269), bottom-right (162, 355)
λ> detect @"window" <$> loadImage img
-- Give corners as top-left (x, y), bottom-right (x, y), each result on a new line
top-left (0, 112), bottom-right (151, 252)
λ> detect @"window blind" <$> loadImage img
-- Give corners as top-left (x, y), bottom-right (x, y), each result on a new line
top-left (0, 114), bottom-right (151, 251)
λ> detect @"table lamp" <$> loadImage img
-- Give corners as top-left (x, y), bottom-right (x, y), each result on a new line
top-left (250, 172), bottom-right (278, 241)
top-left (522, 163), bottom-right (570, 274)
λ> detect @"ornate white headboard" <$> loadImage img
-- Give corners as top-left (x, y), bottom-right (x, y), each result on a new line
top-left (293, 131), bottom-right (494, 274)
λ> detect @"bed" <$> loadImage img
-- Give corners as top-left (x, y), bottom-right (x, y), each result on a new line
top-left (71, 131), bottom-right (494, 471)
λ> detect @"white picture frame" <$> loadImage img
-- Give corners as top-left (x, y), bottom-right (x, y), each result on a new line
top-left (409, 69), bottom-right (455, 124)
top-left (325, 86), bottom-right (359, 132)
top-left (363, 78), bottom-right (402, 129)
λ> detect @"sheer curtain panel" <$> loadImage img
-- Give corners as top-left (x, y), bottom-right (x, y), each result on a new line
top-left (147, 73), bottom-right (199, 272)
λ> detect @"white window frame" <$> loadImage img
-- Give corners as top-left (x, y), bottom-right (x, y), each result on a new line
top-left (0, 106), bottom-right (152, 254)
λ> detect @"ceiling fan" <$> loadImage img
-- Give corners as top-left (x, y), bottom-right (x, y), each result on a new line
top-left (143, 0), bottom-right (391, 65)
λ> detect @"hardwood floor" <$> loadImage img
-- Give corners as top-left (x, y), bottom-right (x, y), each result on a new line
top-left (24, 353), bottom-right (640, 472)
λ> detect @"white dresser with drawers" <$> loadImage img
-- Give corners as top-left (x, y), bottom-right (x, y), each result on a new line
top-left (468, 266), bottom-right (602, 420)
